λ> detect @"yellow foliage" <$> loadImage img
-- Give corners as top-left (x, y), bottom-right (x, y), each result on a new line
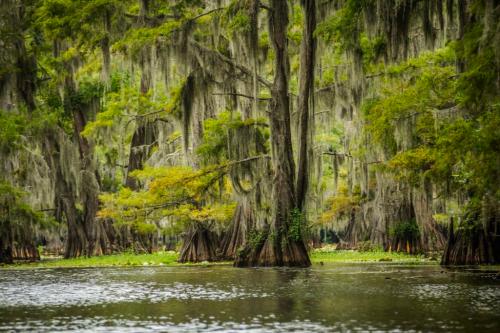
top-left (319, 190), bottom-right (360, 225)
top-left (189, 203), bottom-right (236, 223)
top-left (98, 163), bottom-right (235, 229)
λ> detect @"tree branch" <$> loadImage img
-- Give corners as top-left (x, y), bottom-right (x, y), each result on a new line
top-left (124, 12), bottom-right (179, 24)
top-left (189, 40), bottom-right (273, 89)
top-left (315, 84), bottom-right (335, 93)
top-left (323, 151), bottom-right (352, 157)
top-left (212, 92), bottom-right (271, 100)
top-left (134, 109), bottom-right (167, 119)
top-left (315, 109), bottom-right (331, 115)
top-left (260, 4), bottom-right (273, 11)
top-left (186, 7), bottom-right (224, 23)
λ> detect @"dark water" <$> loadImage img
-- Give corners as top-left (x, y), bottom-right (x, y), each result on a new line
top-left (1, 264), bottom-right (499, 332)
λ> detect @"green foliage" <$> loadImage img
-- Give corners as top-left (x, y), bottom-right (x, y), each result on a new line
top-left (196, 111), bottom-right (269, 163)
top-left (363, 47), bottom-right (456, 154)
top-left (362, 37), bottom-right (499, 208)
top-left (99, 164), bottom-right (236, 230)
top-left (82, 74), bottom-right (169, 138)
top-left (7, 251), bottom-right (181, 268)
top-left (3, 0), bottom-right (498, 260)
top-left (222, 0), bottom-right (254, 35)
top-left (247, 229), bottom-right (266, 249)
top-left (288, 208), bottom-right (305, 242)
top-left (0, 111), bottom-right (28, 152)
top-left (113, 3), bottom-right (216, 57)
top-left (63, 76), bottom-right (104, 122)
top-left (384, 147), bottom-right (435, 185)
top-left (310, 249), bottom-right (428, 263)
top-left (6, 250), bottom-right (430, 268)
top-left (359, 33), bottom-right (386, 68)
top-left (0, 106), bottom-right (67, 153)
top-left (76, 77), bottom-right (104, 105)
top-left (227, 11), bottom-right (251, 34)
top-left (390, 220), bottom-right (420, 240)
top-left (168, 78), bottom-right (188, 118)
top-left (355, 241), bottom-right (384, 252)
top-left (454, 16), bottom-right (498, 109)
top-left (36, 0), bottom-right (124, 47)
top-left (132, 221), bottom-right (157, 236)
top-left (114, 21), bottom-right (182, 57)
top-left (320, 185), bottom-right (361, 225)
top-left (315, 0), bottom-right (369, 50)
top-left (0, 180), bottom-right (54, 230)
top-left (287, 4), bottom-right (303, 45)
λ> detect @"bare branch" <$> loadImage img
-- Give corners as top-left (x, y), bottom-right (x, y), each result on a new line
top-left (315, 84), bottom-right (335, 93)
top-left (260, 4), bottom-right (272, 11)
top-left (124, 8), bottom-right (224, 27)
top-left (212, 92), bottom-right (271, 101)
top-left (323, 151), bottom-right (352, 157)
top-left (186, 7), bottom-right (224, 23)
top-left (134, 109), bottom-right (167, 119)
top-left (315, 109), bottom-right (331, 115)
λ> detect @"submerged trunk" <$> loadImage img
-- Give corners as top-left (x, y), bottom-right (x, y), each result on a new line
top-left (0, 219), bottom-right (13, 264)
top-left (178, 223), bottom-right (219, 263)
top-left (12, 244), bottom-right (39, 261)
top-left (441, 226), bottom-right (498, 265)
top-left (220, 200), bottom-right (255, 260)
top-left (442, 198), bottom-right (500, 265)
top-left (0, 247), bottom-right (13, 264)
top-left (0, 208), bottom-right (40, 263)
top-left (236, 0), bottom-right (310, 267)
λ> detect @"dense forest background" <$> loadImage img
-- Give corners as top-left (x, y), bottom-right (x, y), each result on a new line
top-left (0, 0), bottom-right (498, 266)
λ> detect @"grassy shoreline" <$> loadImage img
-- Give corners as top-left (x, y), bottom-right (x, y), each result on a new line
top-left (1, 249), bottom-right (435, 269)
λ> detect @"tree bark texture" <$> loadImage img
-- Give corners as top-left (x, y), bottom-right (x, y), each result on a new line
top-left (296, 0), bottom-right (316, 210)
top-left (236, 0), bottom-right (310, 267)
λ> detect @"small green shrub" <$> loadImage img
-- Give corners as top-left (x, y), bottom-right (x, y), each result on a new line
top-left (390, 220), bottom-right (420, 240)
top-left (288, 208), bottom-right (304, 242)
top-left (248, 229), bottom-right (266, 249)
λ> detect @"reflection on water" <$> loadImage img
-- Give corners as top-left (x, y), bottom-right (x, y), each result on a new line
top-left (1, 264), bottom-right (499, 332)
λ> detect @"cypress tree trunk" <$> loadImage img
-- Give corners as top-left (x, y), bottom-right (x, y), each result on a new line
top-left (0, 247), bottom-right (13, 264)
top-left (100, 9), bottom-right (111, 83)
top-left (296, 0), bottom-right (316, 210)
top-left (70, 92), bottom-right (99, 256)
top-left (178, 222), bottom-right (220, 263)
top-left (0, 0), bottom-right (36, 111)
top-left (0, 219), bottom-right (13, 264)
top-left (441, 197), bottom-right (500, 265)
top-left (221, 199), bottom-right (256, 260)
top-left (43, 130), bottom-right (88, 258)
top-left (63, 81), bottom-right (108, 257)
top-left (236, 0), bottom-right (310, 267)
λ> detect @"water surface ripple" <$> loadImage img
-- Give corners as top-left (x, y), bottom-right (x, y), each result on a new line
top-left (1, 264), bottom-right (499, 332)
